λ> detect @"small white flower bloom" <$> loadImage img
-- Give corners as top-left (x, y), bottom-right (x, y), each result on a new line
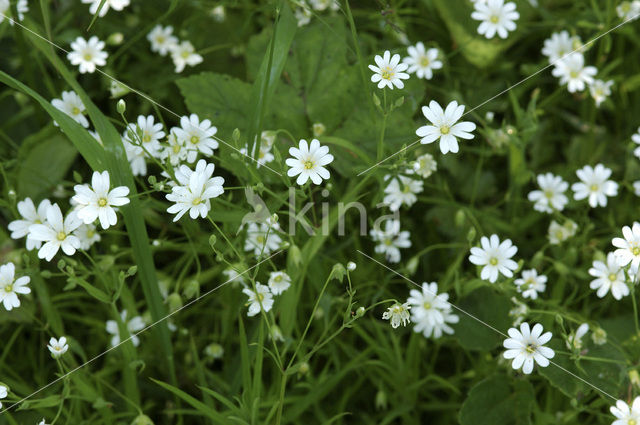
top-left (125, 115), bottom-right (166, 158)
top-left (242, 283), bottom-right (274, 317)
top-left (75, 223), bottom-right (101, 250)
top-left (368, 50), bottom-right (410, 90)
top-left (552, 53), bottom-right (597, 93)
top-left (527, 172), bottom-right (569, 213)
top-left (471, 0), bottom-right (519, 39)
top-left (566, 323), bottom-right (589, 350)
top-left (514, 269), bottom-right (547, 300)
top-left (410, 153), bottom-right (437, 178)
top-left (541, 31), bottom-right (580, 63)
top-left (51, 90), bottom-right (89, 128)
top-left (165, 159), bottom-right (225, 221)
top-left (123, 139), bottom-right (147, 176)
top-left (312, 122), bottom-right (326, 137)
top-left (403, 42), bottom-right (442, 80)
top-left (407, 282), bottom-right (450, 327)
top-left (286, 139), bottom-right (334, 185)
top-left (509, 297), bottom-right (528, 326)
top-left (412, 308), bottom-right (459, 339)
top-left (468, 234), bottom-right (518, 283)
top-left (81, 0), bottom-right (130, 17)
top-left (105, 310), bottom-right (145, 347)
top-left (416, 100), bottom-right (476, 154)
top-left (0, 262), bottom-right (31, 311)
top-left (591, 327), bottom-right (607, 345)
top-left (588, 252), bottom-right (629, 300)
top-left (571, 164), bottom-right (618, 208)
top-left (244, 222), bottom-right (282, 256)
top-left (240, 144), bottom-right (275, 168)
top-left (370, 219), bottom-right (411, 263)
top-left (73, 171), bottom-right (130, 229)
top-left (309, 0), bottom-right (340, 11)
top-left (161, 133), bottom-right (189, 166)
top-left (503, 322), bottom-right (555, 374)
top-left (268, 271), bottom-right (291, 295)
top-left (0, 0), bottom-right (28, 24)
top-left (589, 79), bottom-right (614, 107)
top-left (383, 175), bottom-right (423, 211)
top-left (294, 4), bottom-right (312, 27)
top-left (0, 384), bottom-right (6, 408)
top-left (47, 336), bottom-right (69, 358)
top-left (382, 302), bottom-right (411, 328)
top-left (38, 419), bottom-right (49, 425)
top-left (223, 267), bottom-right (246, 287)
top-left (631, 127), bottom-right (640, 159)
top-left (173, 114), bottom-right (218, 162)
top-left (616, 1), bottom-right (640, 20)
top-left (147, 25), bottom-right (178, 56)
top-left (612, 222), bottom-right (640, 272)
top-left (171, 41), bottom-right (203, 73)
top-left (28, 204), bottom-right (82, 261)
top-left (8, 198), bottom-right (52, 250)
top-left (634, 181), bottom-right (640, 197)
top-left (548, 219), bottom-right (578, 245)
top-left (204, 342), bottom-right (224, 360)
top-left (67, 36), bottom-right (108, 74)
top-left (610, 397), bottom-right (640, 425)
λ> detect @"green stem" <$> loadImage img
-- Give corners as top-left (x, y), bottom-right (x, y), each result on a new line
top-left (377, 90), bottom-right (388, 161)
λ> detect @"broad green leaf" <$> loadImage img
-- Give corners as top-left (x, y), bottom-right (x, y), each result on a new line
top-left (459, 375), bottom-right (534, 425)
top-left (453, 286), bottom-right (511, 351)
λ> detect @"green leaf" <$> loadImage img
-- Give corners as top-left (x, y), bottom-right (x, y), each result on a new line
top-left (151, 378), bottom-right (229, 423)
top-left (459, 375), bottom-right (534, 425)
top-left (453, 286), bottom-right (511, 351)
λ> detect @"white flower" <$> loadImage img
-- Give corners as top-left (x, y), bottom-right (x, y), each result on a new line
top-left (125, 115), bottom-right (166, 158)
top-left (542, 31), bottom-right (576, 62)
top-left (411, 153), bottom-right (437, 178)
top-left (383, 175), bottom-right (423, 211)
top-left (416, 100), bottom-right (476, 154)
top-left (403, 42), bottom-right (442, 80)
top-left (0, 262), bottom-right (31, 311)
top-left (468, 234), bottom-right (518, 283)
top-left (309, 0), bottom-right (340, 11)
top-left (268, 271), bottom-right (291, 295)
top-left (123, 139), bottom-right (147, 176)
top-left (370, 219), bottom-right (411, 263)
top-left (0, 0), bottom-right (28, 24)
top-left (75, 223), bottom-right (101, 250)
top-left (81, 0), bottom-right (130, 17)
top-left (161, 133), bottom-right (188, 166)
top-left (223, 267), bottom-right (246, 287)
top-left (610, 397), bottom-right (640, 425)
top-left (38, 419), bottom-right (49, 425)
top-left (67, 36), bottom-right (108, 74)
top-left (244, 222), bottom-right (282, 256)
top-left (72, 171), bottom-right (130, 229)
top-left (171, 41), bottom-right (203, 73)
top-left (147, 25), bottom-right (178, 56)
top-left (616, 1), bottom-right (640, 20)
top-left (204, 342), bottom-right (224, 359)
top-left (28, 204), bottom-right (82, 261)
top-left (632, 127), bottom-right (640, 159)
top-left (382, 302), bottom-right (411, 328)
top-left (105, 310), bottom-right (145, 347)
top-left (548, 219), bottom-right (578, 245)
top-left (173, 114), bottom-right (218, 162)
top-left (552, 53), bottom-right (597, 93)
top-left (571, 164), bottom-right (618, 208)
top-left (527, 173), bottom-right (569, 213)
top-left (509, 297), bottom-right (528, 326)
top-left (588, 252), bottom-right (629, 300)
top-left (368, 50), bottom-right (410, 90)
top-left (240, 144), bottom-right (275, 168)
top-left (8, 198), bottom-right (52, 250)
top-left (514, 269), bottom-right (547, 300)
top-left (165, 159), bottom-right (225, 222)
top-left (592, 327), bottom-right (607, 345)
top-left (589, 79), bottom-right (614, 107)
top-left (634, 180), bottom-right (640, 196)
top-left (503, 322), bottom-right (555, 374)
top-left (51, 91), bottom-right (89, 128)
top-left (412, 308), bottom-right (459, 339)
top-left (285, 139), bottom-right (334, 185)
top-left (471, 0), bottom-right (519, 39)
top-left (0, 384), bottom-right (6, 409)
top-left (566, 323), bottom-right (589, 350)
top-left (612, 222), bottom-right (640, 272)
top-left (47, 336), bottom-right (69, 358)
top-left (294, 4), bottom-right (312, 27)
top-left (346, 261), bottom-right (357, 271)
top-left (407, 282), bottom-right (450, 327)
top-left (242, 283), bottom-right (274, 317)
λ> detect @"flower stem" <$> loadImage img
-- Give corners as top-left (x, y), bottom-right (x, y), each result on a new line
top-left (377, 89), bottom-right (388, 161)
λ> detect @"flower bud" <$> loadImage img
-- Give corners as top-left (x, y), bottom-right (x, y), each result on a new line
top-left (131, 414), bottom-right (154, 425)
top-left (346, 261), bottom-right (356, 271)
top-left (166, 293), bottom-right (183, 313)
top-left (355, 306), bottom-right (365, 318)
top-left (117, 99), bottom-right (126, 114)
top-left (183, 280), bottom-right (200, 299)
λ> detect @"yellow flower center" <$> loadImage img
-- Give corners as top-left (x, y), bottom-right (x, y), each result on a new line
top-left (56, 231), bottom-right (66, 241)
top-left (256, 235), bottom-right (266, 244)
top-left (98, 197), bottom-right (107, 207)
top-left (156, 36), bottom-right (165, 43)
top-left (192, 197), bottom-right (202, 205)
top-left (72, 107), bottom-right (80, 115)
top-left (633, 246), bottom-right (640, 256)
top-left (274, 275), bottom-right (283, 282)
top-left (84, 53), bottom-right (93, 61)
top-left (544, 190), bottom-right (554, 199)
top-left (489, 257), bottom-right (498, 266)
top-left (303, 160), bottom-right (315, 170)
top-left (420, 56), bottom-right (430, 67)
top-left (4, 284), bottom-right (13, 293)
top-left (402, 184), bottom-right (411, 193)
top-left (608, 273), bottom-right (618, 281)
top-left (381, 67), bottom-right (394, 80)
top-left (570, 71), bottom-right (579, 79)
top-left (622, 2), bottom-right (631, 12)
top-left (490, 15), bottom-right (499, 23)
top-left (590, 184), bottom-right (599, 192)
top-left (173, 144), bottom-right (181, 153)
top-left (181, 50), bottom-right (190, 59)
top-left (257, 293), bottom-right (265, 302)
top-left (423, 302), bottom-right (431, 310)
top-left (440, 125), bottom-right (450, 135)
top-left (384, 239), bottom-right (393, 246)
top-left (555, 230), bottom-right (564, 240)
top-left (628, 419), bottom-right (637, 425)
top-left (525, 343), bottom-right (537, 353)
top-left (190, 135), bottom-right (200, 144)
top-left (142, 133), bottom-right (151, 143)
top-left (87, 229), bottom-right (95, 238)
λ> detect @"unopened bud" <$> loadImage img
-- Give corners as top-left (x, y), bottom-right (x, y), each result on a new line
top-left (117, 99), bottom-right (126, 114)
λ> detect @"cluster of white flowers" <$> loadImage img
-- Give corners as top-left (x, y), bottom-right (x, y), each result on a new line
top-left (369, 43), bottom-right (444, 90)
top-left (548, 219), bottom-right (578, 245)
top-left (244, 221), bottom-right (282, 256)
top-left (406, 282), bottom-right (459, 338)
top-left (242, 271), bottom-right (291, 317)
top-left (147, 25), bottom-right (203, 73)
top-left (543, 31), bottom-right (613, 106)
top-left (106, 310), bottom-right (146, 347)
top-left (165, 160), bottom-right (224, 222)
top-left (293, 0), bottom-right (340, 27)
top-left (0, 0), bottom-right (28, 24)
